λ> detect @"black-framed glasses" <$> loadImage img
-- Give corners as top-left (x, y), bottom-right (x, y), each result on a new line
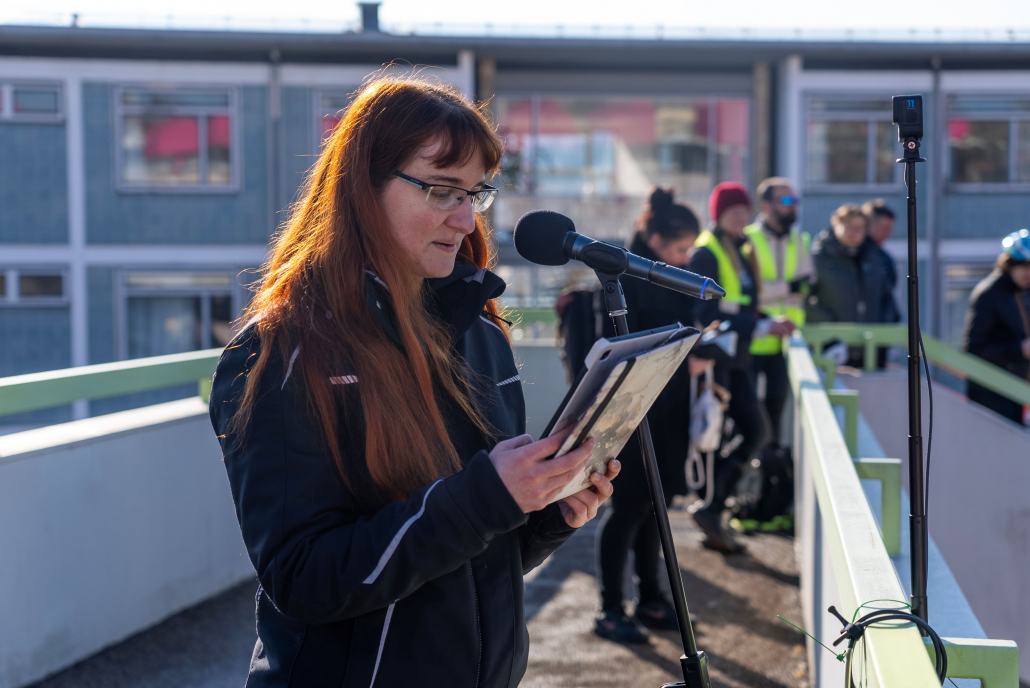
top-left (394, 172), bottom-right (498, 213)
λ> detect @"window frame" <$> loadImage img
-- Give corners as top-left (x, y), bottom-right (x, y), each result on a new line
top-left (0, 81), bottom-right (64, 123)
top-left (312, 89), bottom-right (354, 153)
top-left (0, 267), bottom-right (69, 307)
top-left (802, 92), bottom-right (903, 193)
top-left (113, 84), bottom-right (241, 195)
top-left (945, 92), bottom-right (1030, 193)
top-left (114, 268), bottom-right (241, 360)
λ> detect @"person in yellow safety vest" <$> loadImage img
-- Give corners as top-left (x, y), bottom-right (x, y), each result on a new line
top-left (746, 178), bottom-right (812, 452)
top-left (687, 182), bottom-right (794, 554)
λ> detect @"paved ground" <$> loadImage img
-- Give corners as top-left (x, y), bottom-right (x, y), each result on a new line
top-left (30, 502), bottom-right (807, 688)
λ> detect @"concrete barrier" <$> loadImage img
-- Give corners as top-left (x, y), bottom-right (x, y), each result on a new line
top-left (0, 398), bottom-right (253, 688)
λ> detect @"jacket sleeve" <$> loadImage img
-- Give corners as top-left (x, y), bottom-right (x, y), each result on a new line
top-left (963, 291), bottom-right (1023, 365)
top-left (517, 503), bottom-right (577, 574)
top-left (804, 254), bottom-right (837, 323)
top-left (688, 247), bottom-right (757, 340)
top-left (209, 336), bottom-right (528, 625)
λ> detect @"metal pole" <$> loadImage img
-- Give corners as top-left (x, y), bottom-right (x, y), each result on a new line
top-left (903, 141), bottom-right (929, 623)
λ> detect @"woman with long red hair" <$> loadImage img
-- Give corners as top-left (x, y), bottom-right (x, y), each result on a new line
top-left (209, 76), bottom-right (619, 687)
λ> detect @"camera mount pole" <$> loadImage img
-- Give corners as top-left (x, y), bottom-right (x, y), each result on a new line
top-left (587, 240), bottom-right (711, 688)
top-left (899, 135), bottom-right (929, 623)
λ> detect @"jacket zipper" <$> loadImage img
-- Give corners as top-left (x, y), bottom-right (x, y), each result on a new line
top-left (468, 562), bottom-right (482, 687)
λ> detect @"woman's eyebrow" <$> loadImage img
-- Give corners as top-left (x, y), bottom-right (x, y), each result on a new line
top-left (423, 174), bottom-right (488, 189)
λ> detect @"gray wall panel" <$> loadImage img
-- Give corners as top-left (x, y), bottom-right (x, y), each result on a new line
top-left (0, 122), bottom-right (68, 244)
top-left (281, 86), bottom-right (313, 216)
top-left (87, 266), bottom-right (115, 365)
top-left (83, 83), bottom-right (271, 244)
top-left (940, 194), bottom-right (1030, 239)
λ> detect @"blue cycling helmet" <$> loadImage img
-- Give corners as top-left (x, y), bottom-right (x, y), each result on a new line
top-left (1002, 229), bottom-right (1030, 262)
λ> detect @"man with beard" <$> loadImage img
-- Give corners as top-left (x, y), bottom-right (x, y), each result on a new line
top-left (742, 179), bottom-right (811, 529)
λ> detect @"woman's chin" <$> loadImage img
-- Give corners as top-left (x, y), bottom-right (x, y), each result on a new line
top-left (421, 256), bottom-right (458, 279)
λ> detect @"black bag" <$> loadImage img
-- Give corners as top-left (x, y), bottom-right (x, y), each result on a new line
top-left (733, 445), bottom-right (794, 524)
top-left (555, 287), bottom-right (604, 382)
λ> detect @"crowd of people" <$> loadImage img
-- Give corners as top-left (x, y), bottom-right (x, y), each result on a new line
top-left (588, 178), bottom-right (1030, 644)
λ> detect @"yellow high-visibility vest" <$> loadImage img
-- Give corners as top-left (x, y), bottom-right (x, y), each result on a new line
top-left (694, 230), bottom-right (751, 307)
top-left (745, 223), bottom-right (811, 355)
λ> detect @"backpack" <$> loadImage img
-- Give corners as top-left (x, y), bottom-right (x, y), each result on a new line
top-left (555, 287), bottom-right (605, 383)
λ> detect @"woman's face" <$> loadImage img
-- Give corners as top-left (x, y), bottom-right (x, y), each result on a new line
top-left (648, 232), bottom-right (697, 267)
top-left (380, 138), bottom-right (487, 279)
top-left (1010, 263), bottom-right (1030, 290)
top-left (834, 216), bottom-right (868, 248)
top-left (718, 204), bottom-right (752, 238)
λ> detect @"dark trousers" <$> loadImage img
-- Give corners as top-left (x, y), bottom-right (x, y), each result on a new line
top-left (697, 363), bottom-right (770, 516)
top-left (598, 498), bottom-right (664, 613)
top-left (968, 381), bottom-right (1026, 425)
top-left (752, 353), bottom-right (789, 447)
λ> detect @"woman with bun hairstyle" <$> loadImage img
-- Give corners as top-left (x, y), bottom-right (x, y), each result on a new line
top-left (209, 76), bottom-right (619, 687)
top-left (594, 186), bottom-right (708, 644)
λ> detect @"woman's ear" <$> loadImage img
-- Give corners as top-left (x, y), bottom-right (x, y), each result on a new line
top-left (646, 233), bottom-right (665, 252)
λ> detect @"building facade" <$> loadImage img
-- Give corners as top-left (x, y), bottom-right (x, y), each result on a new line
top-left (2, 22), bottom-right (1029, 422)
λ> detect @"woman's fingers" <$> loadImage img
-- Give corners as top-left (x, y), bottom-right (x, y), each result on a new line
top-left (535, 438), bottom-right (594, 479)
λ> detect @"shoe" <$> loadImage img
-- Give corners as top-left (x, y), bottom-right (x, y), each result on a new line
top-left (634, 600), bottom-right (680, 631)
top-left (594, 611), bottom-right (649, 644)
top-left (693, 509), bottom-right (747, 554)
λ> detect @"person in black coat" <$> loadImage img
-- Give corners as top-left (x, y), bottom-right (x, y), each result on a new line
top-left (594, 187), bottom-right (709, 643)
top-left (209, 77), bottom-right (619, 688)
top-left (962, 231), bottom-right (1030, 424)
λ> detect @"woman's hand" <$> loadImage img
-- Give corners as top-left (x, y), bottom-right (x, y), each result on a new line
top-left (489, 431), bottom-right (595, 514)
top-left (558, 459), bottom-right (621, 528)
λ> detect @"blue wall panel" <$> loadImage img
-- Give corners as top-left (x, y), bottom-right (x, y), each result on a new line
top-left (0, 308), bottom-right (72, 425)
top-left (939, 194), bottom-right (1030, 240)
top-left (0, 122), bottom-right (68, 243)
top-left (87, 267), bottom-right (116, 365)
top-left (281, 86), bottom-right (313, 217)
top-left (84, 83), bottom-right (271, 244)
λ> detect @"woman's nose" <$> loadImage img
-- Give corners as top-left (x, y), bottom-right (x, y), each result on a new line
top-left (446, 197), bottom-right (476, 235)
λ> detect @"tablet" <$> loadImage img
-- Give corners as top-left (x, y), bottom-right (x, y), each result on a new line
top-left (548, 329), bottom-right (700, 503)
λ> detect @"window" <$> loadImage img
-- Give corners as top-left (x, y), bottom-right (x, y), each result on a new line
top-left (315, 91), bottom-right (353, 149)
top-left (805, 95), bottom-right (900, 188)
top-left (948, 96), bottom-right (1030, 186)
top-left (942, 262), bottom-right (995, 347)
top-left (0, 82), bottom-right (63, 122)
top-left (116, 87), bottom-right (236, 191)
top-left (121, 271), bottom-right (236, 359)
top-left (0, 268), bottom-right (66, 305)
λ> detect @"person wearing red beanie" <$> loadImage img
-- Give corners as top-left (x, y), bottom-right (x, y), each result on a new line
top-left (685, 182), bottom-right (791, 553)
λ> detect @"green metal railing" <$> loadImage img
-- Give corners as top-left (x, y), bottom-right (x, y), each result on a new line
top-left (801, 323), bottom-right (1030, 407)
top-left (0, 349), bottom-right (223, 418)
top-left (788, 334), bottom-right (1019, 686)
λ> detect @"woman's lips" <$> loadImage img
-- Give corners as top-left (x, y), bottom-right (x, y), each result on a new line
top-left (432, 241), bottom-right (458, 253)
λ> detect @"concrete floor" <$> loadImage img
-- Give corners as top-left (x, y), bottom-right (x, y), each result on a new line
top-left (28, 504), bottom-right (807, 688)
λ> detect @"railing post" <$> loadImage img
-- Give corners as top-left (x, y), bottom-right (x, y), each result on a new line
top-left (853, 458), bottom-right (903, 556)
top-left (814, 357), bottom-right (836, 390)
top-left (863, 329), bottom-right (877, 371)
top-left (924, 637), bottom-right (1020, 688)
top-left (827, 389), bottom-right (859, 457)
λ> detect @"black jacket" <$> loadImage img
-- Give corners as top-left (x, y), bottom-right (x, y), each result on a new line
top-left (610, 235), bottom-right (697, 502)
top-left (687, 227), bottom-right (761, 368)
top-left (962, 269), bottom-right (1030, 409)
top-left (874, 244), bottom-right (901, 324)
top-left (807, 228), bottom-right (892, 324)
top-left (209, 263), bottom-right (577, 688)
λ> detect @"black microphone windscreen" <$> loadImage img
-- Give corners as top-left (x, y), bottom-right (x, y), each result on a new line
top-left (513, 210), bottom-right (576, 266)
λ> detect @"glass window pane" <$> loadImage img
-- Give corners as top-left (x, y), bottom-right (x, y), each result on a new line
top-left (809, 97), bottom-right (892, 113)
top-left (875, 121), bottom-right (898, 184)
top-left (1018, 121), bottom-right (1030, 182)
top-left (807, 120), bottom-right (868, 184)
top-left (122, 90), bottom-right (230, 108)
top-left (19, 274), bottom-right (62, 297)
top-left (125, 272), bottom-right (232, 290)
top-left (951, 96), bottom-right (1030, 113)
top-left (128, 297), bottom-right (201, 358)
top-left (210, 295), bottom-right (233, 347)
top-left (122, 115), bottom-right (200, 185)
top-left (716, 99), bottom-right (750, 184)
top-left (13, 88), bottom-right (59, 114)
top-left (949, 120), bottom-right (1009, 183)
top-left (207, 115), bottom-right (231, 184)
top-left (945, 287), bottom-right (975, 348)
top-left (320, 114), bottom-right (342, 143)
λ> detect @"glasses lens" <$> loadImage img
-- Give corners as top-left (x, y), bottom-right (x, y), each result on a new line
top-left (472, 189), bottom-right (497, 212)
top-left (425, 186), bottom-right (465, 210)
top-left (779, 195), bottom-right (798, 206)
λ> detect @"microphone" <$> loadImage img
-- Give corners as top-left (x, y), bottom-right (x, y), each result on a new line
top-left (512, 210), bottom-right (725, 300)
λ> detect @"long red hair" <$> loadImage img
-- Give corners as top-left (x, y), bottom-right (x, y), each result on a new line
top-left (231, 76), bottom-right (506, 501)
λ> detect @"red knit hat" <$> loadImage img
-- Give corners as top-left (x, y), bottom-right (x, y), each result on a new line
top-left (709, 182), bottom-right (752, 223)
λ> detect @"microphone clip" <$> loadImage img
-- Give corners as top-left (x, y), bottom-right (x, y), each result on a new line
top-left (577, 240), bottom-right (629, 276)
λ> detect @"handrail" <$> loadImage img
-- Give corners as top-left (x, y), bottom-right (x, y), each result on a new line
top-left (0, 349), bottom-right (223, 417)
top-left (787, 334), bottom-right (942, 686)
top-left (801, 323), bottom-right (1030, 407)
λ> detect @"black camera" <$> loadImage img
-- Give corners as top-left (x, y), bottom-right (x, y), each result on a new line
top-left (892, 95), bottom-right (923, 141)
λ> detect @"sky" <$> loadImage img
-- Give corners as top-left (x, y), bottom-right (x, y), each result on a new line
top-left (3, 0), bottom-right (1030, 37)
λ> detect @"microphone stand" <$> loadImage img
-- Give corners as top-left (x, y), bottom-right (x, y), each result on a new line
top-left (899, 136), bottom-right (929, 623)
top-left (587, 242), bottom-right (711, 688)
